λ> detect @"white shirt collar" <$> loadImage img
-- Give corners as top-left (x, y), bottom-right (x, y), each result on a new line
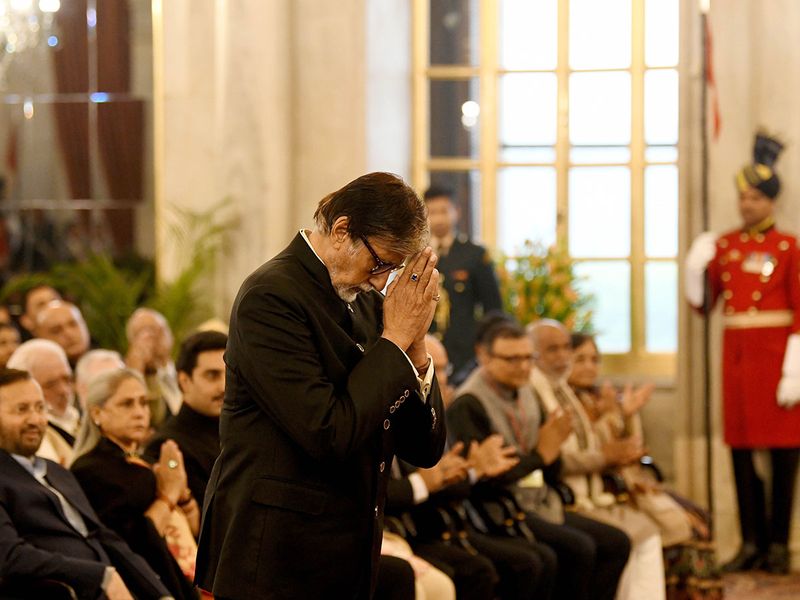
top-left (300, 229), bottom-right (326, 266)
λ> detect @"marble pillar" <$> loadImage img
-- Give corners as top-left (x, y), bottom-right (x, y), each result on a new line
top-left (153, 0), bottom-right (388, 316)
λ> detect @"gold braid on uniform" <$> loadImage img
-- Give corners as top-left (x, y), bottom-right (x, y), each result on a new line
top-left (735, 164), bottom-right (774, 194)
top-left (734, 132), bottom-right (784, 198)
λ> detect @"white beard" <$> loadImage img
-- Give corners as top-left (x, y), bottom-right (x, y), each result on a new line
top-left (329, 242), bottom-right (373, 303)
top-left (333, 283), bottom-right (373, 303)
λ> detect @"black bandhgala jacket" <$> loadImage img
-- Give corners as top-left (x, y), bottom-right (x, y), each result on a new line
top-left (195, 233), bottom-right (446, 599)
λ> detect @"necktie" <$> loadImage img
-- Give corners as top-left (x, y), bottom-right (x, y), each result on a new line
top-left (34, 461), bottom-right (89, 537)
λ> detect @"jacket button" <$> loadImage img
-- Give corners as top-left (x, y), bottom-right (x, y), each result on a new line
top-left (374, 506), bottom-right (379, 517)
top-left (383, 419), bottom-right (390, 430)
top-left (379, 461), bottom-right (385, 472)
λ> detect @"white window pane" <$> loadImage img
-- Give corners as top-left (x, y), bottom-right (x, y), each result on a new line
top-left (499, 73), bottom-right (557, 159)
top-left (569, 167), bottom-right (630, 258)
top-left (644, 69), bottom-right (678, 145)
top-left (501, 147), bottom-right (556, 164)
top-left (645, 261), bottom-right (678, 352)
top-left (645, 0), bottom-right (679, 67)
top-left (570, 72), bottom-right (631, 145)
top-left (430, 79), bottom-right (480, 158)
top-left (574, 261), bottom-right (631, 353)
top-left (645, 146), bottom-right (678, 163)
top-left (500, 0), bottom-right (557, 70)
top-left (570, 146), bottom-right (631, 164)
top-left (570, 0), bottom-right (631, 69)
top-left (645, 165), bottom-right (678, 258)
top-left (497, 167), bottom-right (557, 255)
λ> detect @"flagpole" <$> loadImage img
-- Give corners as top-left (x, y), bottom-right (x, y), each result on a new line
top-left (699, 0), bottom-right (714, 532)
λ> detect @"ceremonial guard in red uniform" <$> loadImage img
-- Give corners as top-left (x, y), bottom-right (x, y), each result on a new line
top-left (685, 134), bottom-right (800, 574)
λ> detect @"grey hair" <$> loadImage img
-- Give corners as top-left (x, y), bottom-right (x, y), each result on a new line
top-left (71, 367), bottom-right (146, 464)
top-left (526, 319), bottom-right (568, 353)
top-left (125, 308), bottom-right (172, 343)
top-left (312, 172), bottom-right (430, 257)
top-left (6, 339), bottom-right (70, 373)
top-left (75, 349), bottom-right (125, 389)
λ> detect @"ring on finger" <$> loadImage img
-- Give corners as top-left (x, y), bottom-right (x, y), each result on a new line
top-left (410, 273), bottom-right (419, 282)
top-left (432, 294), bottom-right (441, 302)
top-left (168, 459), bottom-right (178, 470)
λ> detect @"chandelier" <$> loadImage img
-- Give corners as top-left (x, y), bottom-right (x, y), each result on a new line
top-left (0, 0), bottom-right (61, 84)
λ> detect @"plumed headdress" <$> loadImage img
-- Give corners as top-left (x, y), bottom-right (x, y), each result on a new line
top-left (735, 133), bottom-right (784, 200)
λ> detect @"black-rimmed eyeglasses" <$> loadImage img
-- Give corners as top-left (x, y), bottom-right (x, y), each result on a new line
top-left (489, 353), bottom-right (534, 365)
top-left (360, 235), bottom-right (404, 275)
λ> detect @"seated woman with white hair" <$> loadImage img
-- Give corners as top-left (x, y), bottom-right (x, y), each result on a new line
top-left (71, 367), bottom-right (198, 600)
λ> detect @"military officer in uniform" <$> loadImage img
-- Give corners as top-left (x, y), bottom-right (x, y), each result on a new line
top-left (685, 134), bottom-right (800, 574)
top-left (424, 186), bottom-right (503, 384)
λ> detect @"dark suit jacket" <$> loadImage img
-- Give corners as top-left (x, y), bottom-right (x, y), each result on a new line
top-left (144, 403), bottom-right (220, 506)
top-left (446, 394), bottom-right (562, 488)
top-left (429, 235), bottom-right (502, 374)
top-left (385, 457), bottom-right (474, 545)
top-left (195, 233), bottom-right (446, 599)
top-left (71, 438), bottom-right (196, 600)
top-left (0, 450), bottom-right (170, 599)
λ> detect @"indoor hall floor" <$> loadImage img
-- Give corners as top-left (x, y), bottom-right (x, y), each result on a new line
top-left (724, 571), bottom-right (800, 598)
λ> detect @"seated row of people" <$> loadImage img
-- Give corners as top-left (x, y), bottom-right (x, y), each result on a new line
top-left (0, 328), bottom-right (228, 599)
top-left (384, 317), bottom-right (718, 600)
top-left (0, 298), bottom-right (427, 599)
top-left (0, 368), bottom-right (173, 599)
top-left (2, 285), bottom-right (184, 431)
top-left (0, 287), bottom-right (716, 599)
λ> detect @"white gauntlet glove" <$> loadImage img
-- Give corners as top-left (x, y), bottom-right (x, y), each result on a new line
top-left (777, 334), bottom-right (800, 408)
top-left (684, 232), bottom-right (718, 308)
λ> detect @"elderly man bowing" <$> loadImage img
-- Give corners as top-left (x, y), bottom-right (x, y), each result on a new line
top-left (196, 172), bottom-right (447, 599)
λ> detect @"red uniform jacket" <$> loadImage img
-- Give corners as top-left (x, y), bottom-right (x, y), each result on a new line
top-left (706, 224), bottom-right (800, 447)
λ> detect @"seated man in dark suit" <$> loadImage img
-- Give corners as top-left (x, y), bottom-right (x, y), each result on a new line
top-left (0, 368), bottom-right (172, 600)
top-left (447, 319), bottom-right (632, 600)
top-left (387, 335), bottom-right (556, 600)
top-left (144, 330), bottom-right (228, 506)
